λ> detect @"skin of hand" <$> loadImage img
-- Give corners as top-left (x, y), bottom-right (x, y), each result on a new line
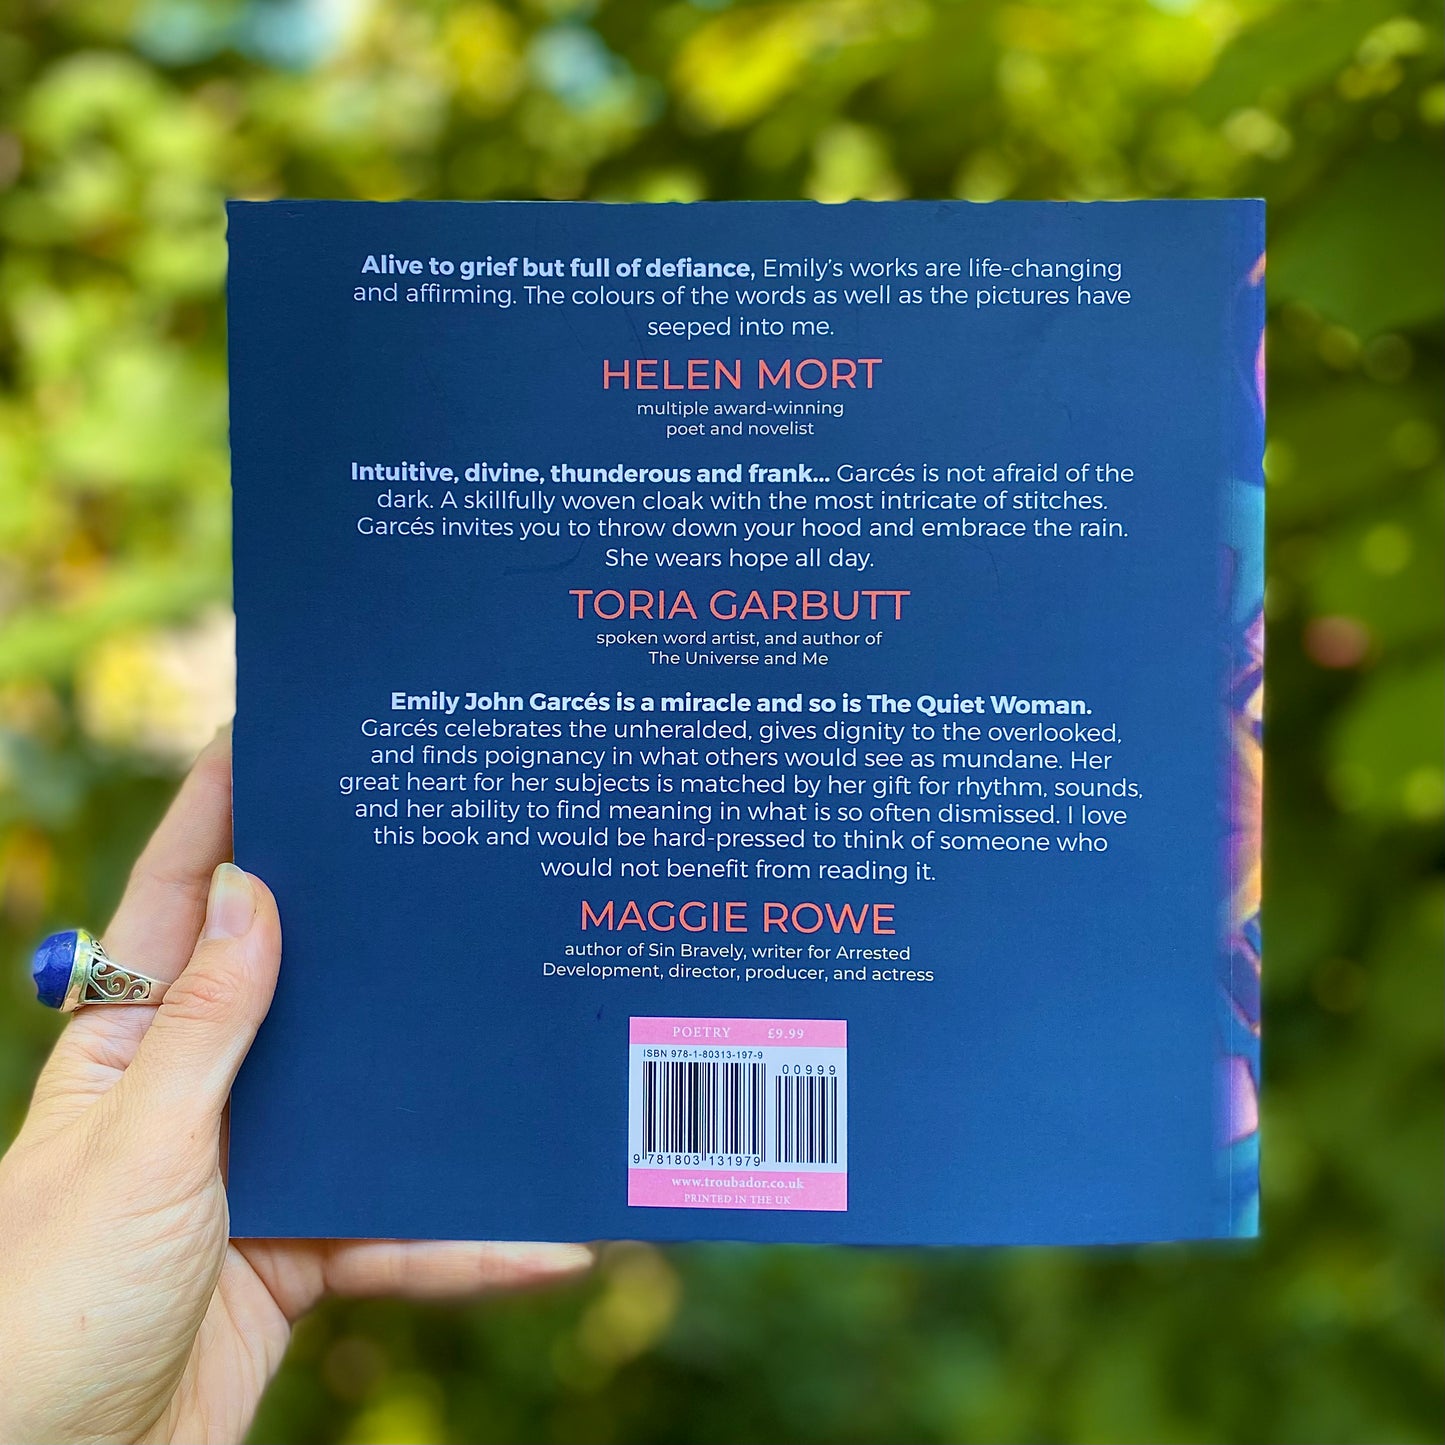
top-left (0, 733), bottom-right (593, 1445)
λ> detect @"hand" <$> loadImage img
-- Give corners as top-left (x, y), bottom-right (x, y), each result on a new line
top-left (0, 732), bottom-right (592, 1445)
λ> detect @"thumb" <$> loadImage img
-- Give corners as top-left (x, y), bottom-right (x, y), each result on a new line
top-left (122, 863), bottom-right (282, 1126)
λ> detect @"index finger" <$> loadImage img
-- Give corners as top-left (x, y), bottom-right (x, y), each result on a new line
top-left (106, 726), bottom-right (235, 972)
top-left (23, 729), bottom-right (236, 1136)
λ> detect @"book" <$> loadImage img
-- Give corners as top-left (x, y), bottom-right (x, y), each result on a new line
top-left (226, 199), bottom-right (1263, 1245)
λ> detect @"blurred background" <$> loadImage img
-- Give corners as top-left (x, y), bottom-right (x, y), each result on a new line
top-left (1, 1), bottom-right (1441, 1441)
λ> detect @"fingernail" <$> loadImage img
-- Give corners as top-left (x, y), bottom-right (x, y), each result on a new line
top-left (204, 862), bottom-right (256, 939)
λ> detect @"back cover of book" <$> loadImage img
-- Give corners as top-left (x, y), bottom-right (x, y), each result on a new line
top-left (226, 200), bottom-right (1263, 1245)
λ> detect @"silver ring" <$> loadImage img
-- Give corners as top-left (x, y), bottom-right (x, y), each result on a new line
top-left (32, 928), bottom-right (170, 1012)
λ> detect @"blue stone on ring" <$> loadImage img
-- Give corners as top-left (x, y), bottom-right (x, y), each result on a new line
top-left (33, 929), bottom-right (80, 1009)
top-left (31, 927), bottom-right (167, 1011)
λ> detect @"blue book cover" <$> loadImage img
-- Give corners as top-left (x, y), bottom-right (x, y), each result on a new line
top-left (226, 199), bottom-right (1263, 1245)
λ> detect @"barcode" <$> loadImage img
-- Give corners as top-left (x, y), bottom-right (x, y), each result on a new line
top-left (636, 1059), bottom-right (842, 1165)
top-left (774, 1072), bottom-right (840, 1165)
top-left (641, 1060), bottom-right (766, 1157)
top-left (629, 1018), bottom-right (848, 1212)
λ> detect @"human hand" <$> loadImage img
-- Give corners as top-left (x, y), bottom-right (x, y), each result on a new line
top-left (0, 732), bottom-right (593, 1445)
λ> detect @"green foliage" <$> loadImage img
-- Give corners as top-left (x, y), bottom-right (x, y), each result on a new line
top-left (1, 1), bottom-right (1441, 1441)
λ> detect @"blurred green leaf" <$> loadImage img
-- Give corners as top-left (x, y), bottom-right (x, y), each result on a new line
top-left (1305, 475), bottom-right (1445, 649)
top-left (1328, 658), bottom-right (1445, 822)
top-left (1190, 0), bottom-right (1401, 123)
top-left (1271, 144), bottom-right (1445, 335)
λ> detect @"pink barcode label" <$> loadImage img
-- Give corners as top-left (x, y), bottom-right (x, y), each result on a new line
top-left (627, 1017), bottom-right (848, 1211)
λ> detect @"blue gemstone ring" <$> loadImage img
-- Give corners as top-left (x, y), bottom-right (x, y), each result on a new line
top-left (32, 929), bottom-right (170, 1012)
